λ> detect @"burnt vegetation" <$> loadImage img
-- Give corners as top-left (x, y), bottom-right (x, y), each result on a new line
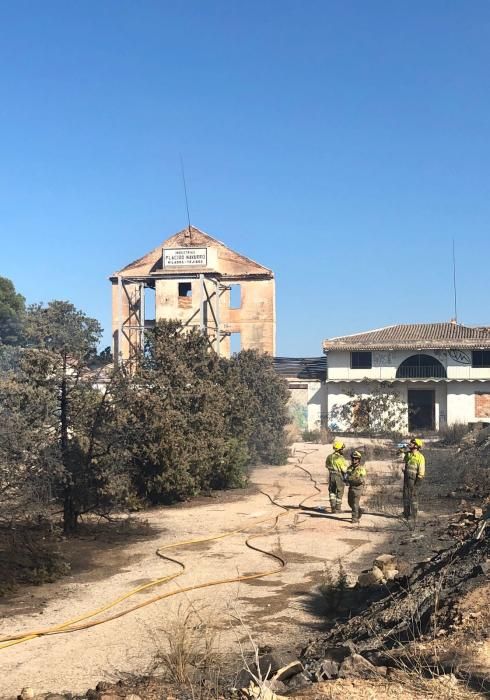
top-left (0, 278), bottom-right (290, 589)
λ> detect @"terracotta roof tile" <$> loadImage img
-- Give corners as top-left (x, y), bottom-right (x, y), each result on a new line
top-left (323, 323), bottom-right (490, 351)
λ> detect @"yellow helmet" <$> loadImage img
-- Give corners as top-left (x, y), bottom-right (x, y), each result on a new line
top-left (333, 440), bottom-right (345, 450)
top-left (351, 450), bottom-right (362, 460)
top-left (411, 438), bottom-right (423, 448)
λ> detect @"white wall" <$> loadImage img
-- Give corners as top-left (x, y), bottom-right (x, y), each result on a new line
top-left (327, 349), bottom-right (490, 381)
top-left (287, 380), bottom-right (326, 432)
top-left (447, 381), bottom-right (490, 424)
top-left (326, 381), bottom-right (409, 432)
top-left (326, 380), bottom-right (448, 431)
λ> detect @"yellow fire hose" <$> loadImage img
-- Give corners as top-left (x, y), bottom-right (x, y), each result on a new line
top-left (0, 449), bottom-right (320, 650)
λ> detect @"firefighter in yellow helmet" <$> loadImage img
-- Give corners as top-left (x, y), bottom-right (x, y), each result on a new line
top-left (403, 438), bottom-right (425, 525)
top-left (346, 450), bottom-right (366, 523)
top-left (325, 440), bottom-right (348, 513)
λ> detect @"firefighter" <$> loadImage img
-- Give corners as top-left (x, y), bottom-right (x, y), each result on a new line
top-left (325, 440), bottom-right (348, 513)
top-left (403, 437), bottom-right (425, 525)
top-left (347, 450), bottom-right (366, 523)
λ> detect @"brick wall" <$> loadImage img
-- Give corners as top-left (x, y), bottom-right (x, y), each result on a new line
top-left (475, 392), bottom-right (490, 417)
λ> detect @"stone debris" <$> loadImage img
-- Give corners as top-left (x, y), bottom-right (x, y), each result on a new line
top-left (235, 651), bottom-right (300, 688)
top-left (264, 679), bottom-right (288, 694)
top-left (272, 660), bottom-right (303, 681)
top-left (315, 659), bottom-right (339, 681)
top-left (19, 690), bottom-right (35, 700)
top-left (373, 554), bottom-right (397, 574)
top-left (357, 565), bottom-right (385, 587)
top-left (338, 653), bottom-right (385, 679)
top-left (240, 682), bottom-right (287, 700)
top-left (286, 672), bottom-right (313, 691)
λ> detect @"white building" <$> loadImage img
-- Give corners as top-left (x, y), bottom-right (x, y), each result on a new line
top-left (273, 357), bottom-right (327, 433)
top-left (323, 322), bottom-right (490, 432)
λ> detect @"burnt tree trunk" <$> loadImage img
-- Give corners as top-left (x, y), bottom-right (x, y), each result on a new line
top-left (60, 354), bottom-right (79, 534)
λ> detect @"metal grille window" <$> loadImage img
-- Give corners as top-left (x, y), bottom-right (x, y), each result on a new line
top-left (351, 351), bottom-right (372, 370)
top-left (396, 354), bottom-right (446, 378)
top-left (472, 350), bottom-right (490, 368)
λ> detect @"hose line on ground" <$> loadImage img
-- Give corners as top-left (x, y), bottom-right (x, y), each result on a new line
top-left (0, 450), bottom-right (319, 650)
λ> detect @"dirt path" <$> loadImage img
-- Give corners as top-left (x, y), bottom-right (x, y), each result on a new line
top-left (0, 443), bottom-right (431, 698)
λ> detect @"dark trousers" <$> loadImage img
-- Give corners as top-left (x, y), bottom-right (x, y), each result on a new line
top-left (403, 475), bottom-right (419, 520)
top-left (329, 472), bottom-right (345, 512)
top-left (348, 485), bottom-right (364, 522)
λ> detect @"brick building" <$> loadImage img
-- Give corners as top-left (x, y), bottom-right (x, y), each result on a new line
top-left (110, 225), bottom-right (275, 366)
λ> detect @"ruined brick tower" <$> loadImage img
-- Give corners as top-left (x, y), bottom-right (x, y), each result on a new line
top-left (110, 226), bottom-right (275, 365)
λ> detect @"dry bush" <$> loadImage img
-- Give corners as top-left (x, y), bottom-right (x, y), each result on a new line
top-left (285, 422), bottom-right (301, 445)
top-left (365, 483), bottom-right (400, 515)
top-left (151, 602), bottom-right (221, 691)
top-left (301, 429), bottom-right (321, 443)
top-left (438, 422), bottom-right (472, 446)
top-left (319, 559), bottom-right (349, 615)
top-left (0, 523), bottom-right (70, 594)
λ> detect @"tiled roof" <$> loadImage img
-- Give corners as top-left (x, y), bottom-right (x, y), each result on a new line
top-left (273, 357), bottom-right (327, 380)
top-left (323, 323), bottom-right (490, 351)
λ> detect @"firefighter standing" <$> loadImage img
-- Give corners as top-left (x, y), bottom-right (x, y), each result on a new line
top-left (347, 450), bottom-right (366, 523)
top-left (325, 440), bottom-right (348, 513)
top-left (403, 438), bottom-right (425, 524)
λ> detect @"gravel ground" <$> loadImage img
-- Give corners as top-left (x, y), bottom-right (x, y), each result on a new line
top-left (0, 441), bottom-right (448, 699)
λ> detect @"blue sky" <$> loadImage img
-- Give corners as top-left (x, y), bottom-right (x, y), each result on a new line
top-left (1, 1), bottom-right (490, 354)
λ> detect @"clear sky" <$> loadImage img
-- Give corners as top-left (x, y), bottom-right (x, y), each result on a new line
top-left (1, 1), bottom-right (490, 355)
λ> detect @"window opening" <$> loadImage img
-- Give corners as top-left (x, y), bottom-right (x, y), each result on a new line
top-left (351, 351), bottom-right (372, 370)
top-left (229, 284), bottom-right (241, 309)
top-left (144, 286), bottom-right (156, 324)
top-left (472, 350), bottom-right (490, 368)
top-left (230, 332), bottom-right (241, 355)
top-left (178, 282), bottom-right (192, 298)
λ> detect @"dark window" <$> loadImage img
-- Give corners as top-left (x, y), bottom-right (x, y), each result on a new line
top-left (472, 350), bottom-right (490, 368)
top-left (351, 351), bottom-right (372, 369)
top-left (178, 282), bottom-right (192, 298)
top-left (396, 353), bottom-right (446, 378)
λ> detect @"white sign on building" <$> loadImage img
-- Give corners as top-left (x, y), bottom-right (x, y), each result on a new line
top-left (163, 248), bottom-right (208, 267)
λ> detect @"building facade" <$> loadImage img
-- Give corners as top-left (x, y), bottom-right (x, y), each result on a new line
top-left (323, 323), bottom-right (490, 432)
top-left (110, 226), bottom-right (275, 365)
top-left (273, 357), bottom-right (327, 432)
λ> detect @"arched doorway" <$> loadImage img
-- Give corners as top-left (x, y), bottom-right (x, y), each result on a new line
top-left (396, 354), bottom-right (446, 379)
top-left (396, 355), bottom-right (446, 431)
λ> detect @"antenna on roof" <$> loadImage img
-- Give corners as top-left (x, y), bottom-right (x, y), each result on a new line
top-left (452, 238), bottom-right (458, 323)
top-left (180, 154), bottom-right (192, 243)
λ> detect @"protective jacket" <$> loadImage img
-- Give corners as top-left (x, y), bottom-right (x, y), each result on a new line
top-left (347, 465), bottom-right (366, 487)
top-left (326, 452), bottom-right (348, 474)
top-left (404, 451), bottom-right (425, 480)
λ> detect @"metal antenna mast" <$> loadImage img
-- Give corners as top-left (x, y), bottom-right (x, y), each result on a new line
top-left (180, 155), bottom-right (192, 239)
top-left (452, 238), bottom-right (458, 322)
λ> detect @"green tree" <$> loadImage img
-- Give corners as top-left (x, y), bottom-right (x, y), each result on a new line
top-left (126, 320), bottom-right (247, 503)
top-left (24, 301), bottom-right (133, 532)
top-left (221, 350), bottom-right (290, 464)
top-left (0, 350), bottom-right (58, 521)
top-left (0, 276), bottom-right (25, 346)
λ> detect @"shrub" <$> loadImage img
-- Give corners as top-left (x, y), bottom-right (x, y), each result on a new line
top-left (438, 422), bottom-right (471, 445)
top-left (301, 429), bottom-right (321, 443)
top-left (319, 560), bottom-right (349, 615)
top-left (126, 322), bottom-right (290, 503)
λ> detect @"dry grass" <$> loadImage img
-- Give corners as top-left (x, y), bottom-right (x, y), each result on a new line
top-left (150, 602), bottom-right (222, 696)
